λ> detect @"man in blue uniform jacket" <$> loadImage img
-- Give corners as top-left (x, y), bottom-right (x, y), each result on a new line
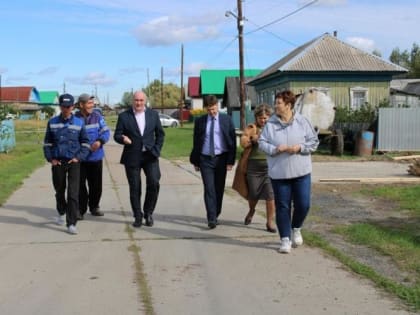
top-left (75, 93), bottom-right (110, 219)
top-left (43, 93), bottom-right (90, 235)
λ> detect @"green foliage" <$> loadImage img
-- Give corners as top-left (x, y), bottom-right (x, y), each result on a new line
top-left (334, 103), bottom-right (377, 123)
top-left (119, 91), bottom-right (134, 109)
top-left (334, 99), bottom-right (392, 124)
top-left (0, 104), bottom-right (15, 120)
top-left (143, 80), bottom-right (181, 108)
top-left (390, 43), bottom-right (420, 78)
top-left (41, 106), bottom-right (55, 118)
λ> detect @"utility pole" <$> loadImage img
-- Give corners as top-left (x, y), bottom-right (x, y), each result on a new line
top-left (147, 68), bottom-right (151, 107)
top-left (237, 0), bottom-right (245, 130)
top-left (160, 67), bottom-right (164, 113)
top-left (179, 44), bottom-right (184, 127)
top-left (226, 1), bottom-right (246, 130)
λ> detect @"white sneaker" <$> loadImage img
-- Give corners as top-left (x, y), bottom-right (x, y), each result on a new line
top-left (67, 225), bottom-right (78, 235)
top-left (279, 237), bottom-right (291, 253)
top-left (55, 215), bottom-right (65, 226)
top-left (292, 228), bottom-right (303, 247)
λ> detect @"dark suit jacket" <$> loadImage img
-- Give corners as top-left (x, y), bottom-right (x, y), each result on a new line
top-left (114, 108), bottom-right (165, 167)
top-left (190, 113), bottom-right (236, 167)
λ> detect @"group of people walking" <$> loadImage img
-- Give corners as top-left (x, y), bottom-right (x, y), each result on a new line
top-left (43, 89), bottom-right (319, 254)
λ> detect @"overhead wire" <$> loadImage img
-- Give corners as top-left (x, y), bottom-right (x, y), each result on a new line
top-left (245, 0), bottom-right (319, 36)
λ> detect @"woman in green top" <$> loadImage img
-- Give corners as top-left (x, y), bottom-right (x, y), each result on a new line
top-left (240, 104), bottom-right (276, 233)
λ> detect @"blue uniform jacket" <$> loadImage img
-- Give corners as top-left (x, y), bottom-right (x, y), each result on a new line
top-left (43, 114), bottom-right (90, 162)
top-left (75, 110), bottom-right (110, 161)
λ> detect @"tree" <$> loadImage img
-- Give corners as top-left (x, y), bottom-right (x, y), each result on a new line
top-left (118, 91), bottom-right (134, 109)
top-left (389, 43), bottom-right (420, 78)
top-left (372, 49), bottom-right (382, 57)
top-left (142, 80), bottom-right (181, 109)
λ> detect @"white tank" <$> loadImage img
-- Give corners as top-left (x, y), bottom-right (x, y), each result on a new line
top-left (294, 89), bottom-right (335, 134)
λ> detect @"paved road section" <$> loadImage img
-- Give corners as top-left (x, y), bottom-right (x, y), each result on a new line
top-left (0, 142), bottom-right (414, 315)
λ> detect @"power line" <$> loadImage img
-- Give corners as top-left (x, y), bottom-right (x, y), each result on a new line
top-left (245, 0), bottom-right (319, 36)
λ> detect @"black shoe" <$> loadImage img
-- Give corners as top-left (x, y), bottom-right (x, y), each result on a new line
top-left (208, 222), bottom-right (217, 229)
top-left (91, 208), bottom-right (104, 216)
top-left (145, 214), bottom-right (154, 227)
top-left (266, 223), bottom-right (277, 233)
top-left (132, 218), bottom-right (142, 228)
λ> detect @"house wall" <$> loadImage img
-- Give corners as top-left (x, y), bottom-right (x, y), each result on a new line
top-left (191, 98), bottom-right (203, 110)
top-left (291, 81), bottom-right (390, 108)
top-left (390, 94), bottom-right (420, 107)
top-left (254, 81), bottom-right (390, 108)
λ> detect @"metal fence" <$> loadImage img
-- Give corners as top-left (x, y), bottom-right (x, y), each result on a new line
top-left (377, 108), bottom-right (420, 151)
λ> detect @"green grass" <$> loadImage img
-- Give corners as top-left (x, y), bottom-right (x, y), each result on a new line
top-left (0, 144), bottom-right (45, 206)
top-left (334, 224), bottom-right (420, 279)
top-left (305, 230), bottom-right (420, 311)
top-left (161, 123), bottom-right (194, 159)
top-left (0, 120), bottom-right (47, 205)
top-left (363, 185), bottom-right (420, 215)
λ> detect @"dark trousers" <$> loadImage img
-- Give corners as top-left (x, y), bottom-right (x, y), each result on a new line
top-left (52, 162), bottom-right (80, 226)
top-left (79, 160), bottom-right (103, 215)
top-left (199, 153), bottom-right (228, 223)
top-left (271, 173), bottom-right (311, 239)
top-left (124, 152), bottom-right (161, 219)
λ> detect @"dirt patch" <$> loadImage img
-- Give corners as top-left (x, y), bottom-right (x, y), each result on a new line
top-left (308, 183), bottom-right (416, 286)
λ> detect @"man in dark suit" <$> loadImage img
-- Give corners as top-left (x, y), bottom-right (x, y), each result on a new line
top-left (190, 95), bottom-right (236, 229)
top-left (114, 91), bottom-right (165, 228)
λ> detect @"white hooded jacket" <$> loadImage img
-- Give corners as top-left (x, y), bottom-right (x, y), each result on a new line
top-left (258, 112), bottom-right (319, 179)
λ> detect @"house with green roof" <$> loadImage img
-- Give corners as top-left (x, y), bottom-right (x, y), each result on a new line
top-left (248, 33), bottom-right (407, 109)
top-left (39, 91), bottom-right (60, 115)
top-left (200, 69), bottom-right (262, 97)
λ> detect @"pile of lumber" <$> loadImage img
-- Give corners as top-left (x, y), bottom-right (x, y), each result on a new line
top-left (408, 159), bottom-right (420, 176)
top-left (391, 155), bottom-right (420, 177)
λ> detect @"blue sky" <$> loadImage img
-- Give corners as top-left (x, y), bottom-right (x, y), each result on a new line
top-left (0, 0), bottom-right (418, 105)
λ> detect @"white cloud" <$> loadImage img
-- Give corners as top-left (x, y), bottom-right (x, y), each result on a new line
top-left (346, 37), bottom-right (376, 53)
top-left (133, 15), bottom-right (220, 47)
top-left (119, 67), bottom-right (145, 75)
top-left (37, 66), bottom-right (59, 76)
top-left (6, 76), bottom-right (30, 83)
top-left (184, 62), bottom-right (208, 76)
top-left (66, 72), bottom-right (116, 87)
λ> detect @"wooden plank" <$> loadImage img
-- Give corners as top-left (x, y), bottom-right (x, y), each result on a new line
top-left (392, 155), bottom-right (420, 160)
top-left (319, 177), bottom-right (420, 183)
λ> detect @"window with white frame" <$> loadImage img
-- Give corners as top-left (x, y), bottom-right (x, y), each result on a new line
top-left (350, 87), bottom-right (368, 109)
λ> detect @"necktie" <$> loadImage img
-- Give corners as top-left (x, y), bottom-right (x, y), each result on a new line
top-left (209, 117), bottom-right (215, 157)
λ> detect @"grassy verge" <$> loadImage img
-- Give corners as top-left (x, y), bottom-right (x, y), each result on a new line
top-left (0, 120), bottom-right (46, 205)
top-left (308, 184), bottom-right (420, 311)
top-left (304, 231), bottom-right (420, 311)
top-left (160, 123), bottom-right (194, 159)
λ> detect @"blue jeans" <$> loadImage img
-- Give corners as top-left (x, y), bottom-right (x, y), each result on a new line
top-left (271, 173), bottom-right (311, 239)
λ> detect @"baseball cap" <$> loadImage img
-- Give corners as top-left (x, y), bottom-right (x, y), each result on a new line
top-left (77, 93), bottom-right (95, 103)
top-left (59, 93), bottom-right (75, 107)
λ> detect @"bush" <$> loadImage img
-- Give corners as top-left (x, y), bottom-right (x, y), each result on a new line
top-left (335, 99), bottom-right (391, 124)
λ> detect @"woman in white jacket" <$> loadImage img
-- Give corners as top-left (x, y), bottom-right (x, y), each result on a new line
top-left (258, 90), bottom-right (319, 253)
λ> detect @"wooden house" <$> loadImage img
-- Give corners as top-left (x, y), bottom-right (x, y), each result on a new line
top-left (248, 33), bottom-right (408, 109)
